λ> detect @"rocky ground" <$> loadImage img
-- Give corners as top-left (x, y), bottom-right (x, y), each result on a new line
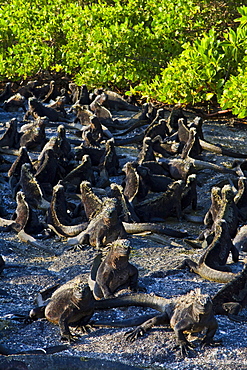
top-left (0, 101), bottom-right (247, 370)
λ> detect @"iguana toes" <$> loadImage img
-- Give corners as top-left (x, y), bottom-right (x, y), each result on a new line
top-left (89, 239), bottom-right (138, 300)
top-left (30, 276), bottom-right (95, 342)
top-left (94, 289), bottom-right (219, 357)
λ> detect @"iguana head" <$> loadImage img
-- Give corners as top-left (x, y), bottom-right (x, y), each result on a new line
top-left (108, 239), bottom-right (131, 268)
top-left (192, 288), bottom-right (213, 316)
top-left (73, 282), bottom-right (91, 301)
top-left (221, 184), bottom-right (234, 202)
top-left (111, 239), bottom-right (131, 257)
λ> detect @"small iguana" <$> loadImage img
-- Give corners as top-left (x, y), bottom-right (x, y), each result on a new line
top-left (88, 239), bottom-right (138, 300)
top-left (180, 219), bottom-right (239, 283)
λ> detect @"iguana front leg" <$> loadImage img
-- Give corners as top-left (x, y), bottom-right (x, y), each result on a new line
top-left (59, 309), bottom-right (79, 343)
top-left (125, 312), bottom-right (169, 342)
top-left (173, 320), bottom-right (196, 358)
top-left (200, 317), bottom-right (220, 348)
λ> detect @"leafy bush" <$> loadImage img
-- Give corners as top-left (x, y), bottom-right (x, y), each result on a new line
top-left (0, 0), bottom-right (242, 85)
top-left (219, 66), bottom-right (247, 118)
top-left (1, 0), bottom-right (247, 116)
top-left (137, 6), bottom-right (247, 113)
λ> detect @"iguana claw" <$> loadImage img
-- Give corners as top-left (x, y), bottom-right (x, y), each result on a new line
top-left (124, 327), bottom-right (145, 342)
top-left (200, 338), bottom-right (222, 348)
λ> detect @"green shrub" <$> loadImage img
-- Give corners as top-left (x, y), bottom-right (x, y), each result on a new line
top-left (1, 0), bottom-right (247, 117)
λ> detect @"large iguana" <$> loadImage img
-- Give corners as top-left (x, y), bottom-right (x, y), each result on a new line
top-left (29, 276), bottom-right (95, 342)
top-left (94, 288), bottom-right (219, 357)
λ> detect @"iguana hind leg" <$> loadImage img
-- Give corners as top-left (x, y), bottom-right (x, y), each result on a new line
top-left (125, 312), bottom-right (169, 342)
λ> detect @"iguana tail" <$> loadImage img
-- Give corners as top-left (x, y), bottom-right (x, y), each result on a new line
top-left (184, 258), bottom-right (235, 283)
top-left (93, 314), bottom-right (155, 328)
top-left (94, 293), bottom-right (170, 312)
top-left (123, 222), bottom-right (188, 238)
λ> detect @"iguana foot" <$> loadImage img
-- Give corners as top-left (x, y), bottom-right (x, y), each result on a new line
top-left (80, 324), bottom-right (95, 333)
top-left (200, 337), bottom-right (222, 348)
top-left (124, 327), bottom-right (145, 342)
top-left (60, 332), bottom-right (80, 343)
top-left (174, 340), bottom-right (196, 358)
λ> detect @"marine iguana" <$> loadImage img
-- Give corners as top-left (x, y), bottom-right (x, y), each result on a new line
top-left (24, 97), bottom-right (71, 122)
top-left (136, 164), bottom-right (174, 193)
top-left (29, 276), bottom-right (95, 342)
top-left (122, 161), bottom-right (149, 203)
top-left (47, 181), bottom-right (188, 240)
top-left (8, 146), bottom-right (33, 197)
top-left (201, 184), bottom-right (239, 240)
top-left (61, 154), bottom-right (95, 192)
top-left (3, 93), bottom-right (26, 112)
top-left (212, 260), bottom-right (247, 320)
top-left (203, 186), bottom-right (222, 233)
top-left (0, 82), bottom-right (12, 105)
top-left (19, 163), bottom-right (50, 210)
top-left (67, 198), bottom-right (126, 248)
top-left (90, 100), bottom-right (115, 128)
top-left (116, 103), bottom-right (151, 135)
top-left (233, 176), bottom-right (247, 221)
top-left (94, 288), bottom-right (219, 357)
top-left (47, 95), bottom-right (67, 117)
top-left (94, 89), bottom-right (140, 112)
top-left (233, 225), bottom-right (247, 252)
top-left (158, 126), bottom-right (237, 181)
top-left (181, 174), bottom-right (197, 211)
top-left (81, 115), bottom-right (104, 144)
top-left (175, 115), bottom-right (247, 158)
top-left (35, 148), bottom-right (61, 191)
top-left (144, 108), bottom-right (170, 140)
top-left (134, 180), bottom-right (183, 222)
top-left (19, 116), bottom-right (47, 151)
top-left (89, 239), bottom-right (138, 300)
top-left (0, 118), bottom-right (20, 149)
top-left (99, 137), bottom-right (119, 176)
top-left (47, 183), bottom-right (88, 238)
top-left (0, 191), bottom-right (51, 251)
top-left (180, 219), bottom-right (239, 283)
top-left (42, 80), bottom-right (59, 103)
top-left (109, 183), bottom-right (140, 223)
top-left (137, 136), bottom-right (156, 164)
top-left (167, 104), bottom-right (187, 134)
